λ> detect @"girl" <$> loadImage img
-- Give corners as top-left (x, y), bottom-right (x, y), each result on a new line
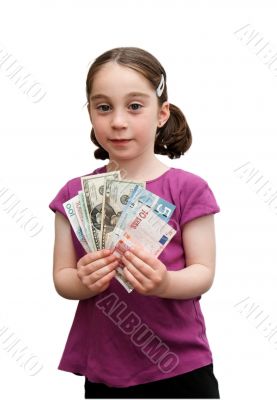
top-left (49, 47), bottom-right (221, 399)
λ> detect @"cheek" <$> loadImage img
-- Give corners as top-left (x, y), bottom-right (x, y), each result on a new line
top-left (142, 112), bottom-right (158, 129)
top-left (135, 114), bottom-right (155, 129)
top-left (93, 118), bottom-right (107, 137)
top-left (93, 126), bottom-right (108, 149)
top-left (135, 118), bottom-right (157, 140)
top-left (94, 131), bottom-right (107, 148)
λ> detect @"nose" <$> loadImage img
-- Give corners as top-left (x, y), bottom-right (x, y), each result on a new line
top-left (111, 109), bottom-right (128, 129)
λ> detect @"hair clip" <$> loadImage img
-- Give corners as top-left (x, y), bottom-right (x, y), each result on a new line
top-left (156, 74), bottom-right (165, 97)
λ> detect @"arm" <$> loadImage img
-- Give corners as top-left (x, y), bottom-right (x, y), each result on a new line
top-left (52, 211), bottom-right (97, 300)
top-left (160, 214), bottom-right (217, 300)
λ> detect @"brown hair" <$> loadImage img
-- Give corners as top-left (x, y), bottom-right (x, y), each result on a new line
top-left (86, 47), bottom-right (192, 160)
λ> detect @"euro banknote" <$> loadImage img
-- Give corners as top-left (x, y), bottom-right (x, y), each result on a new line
top-left (111, 203), bottom-right (177, 292)
top-left (107, 185), bottom-right (176, 250)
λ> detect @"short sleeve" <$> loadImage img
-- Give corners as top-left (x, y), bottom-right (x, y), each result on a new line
top-left (49, 181), bottom-right (69, 218)
top-left (180, 180), bottom-right (220, 227)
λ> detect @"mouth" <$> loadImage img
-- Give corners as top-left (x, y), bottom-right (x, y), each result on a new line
top-left (109, 139), bottom-right (132, 146)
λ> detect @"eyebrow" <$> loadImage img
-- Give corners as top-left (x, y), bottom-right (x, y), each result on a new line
top-left (90, 92), bottom-right (151, 101)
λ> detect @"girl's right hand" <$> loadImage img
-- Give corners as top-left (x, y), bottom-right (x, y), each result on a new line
top-left (76, 249), bottom-right (119, 295)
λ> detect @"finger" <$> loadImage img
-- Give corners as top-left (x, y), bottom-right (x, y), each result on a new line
top-left (81, 249), bottom-right (112, 266)
top-left (89, 258), bottom-right (119, 277)
top-left (86, 253), bottom-right (118, 272)
top-left (84, 261), bottom-right (117, 286)
top-left (81, 256), bottom-right (118, 283)
top-left (124, 246), bottom-right (158, 270)
top-left (88, 269), bottom-right (116, 291)
top-left (123, 267), bottom-right (146, 292)
top-left (121, 255), bottom-right (152, 286)
top-left (122, 252), bottom-right (153, 279)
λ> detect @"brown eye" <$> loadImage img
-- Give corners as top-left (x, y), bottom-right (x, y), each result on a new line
top-left (97, 104), bottom-right (110, 112)
top-left (129, 103), bottom-right (142, 111)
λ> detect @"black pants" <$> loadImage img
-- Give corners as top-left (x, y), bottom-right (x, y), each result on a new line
top-left (84, 363), bottom-right (220, 398)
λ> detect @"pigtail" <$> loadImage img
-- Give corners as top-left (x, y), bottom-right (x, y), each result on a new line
top-left (154, 103), bottom-right (192, 159)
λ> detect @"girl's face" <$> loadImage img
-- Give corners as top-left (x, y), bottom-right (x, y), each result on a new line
top-left (87, 62), bottom-right (169, 162)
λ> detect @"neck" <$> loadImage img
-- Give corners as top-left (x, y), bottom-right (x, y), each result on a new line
top-left (106, 156), bottom-right (168, 181)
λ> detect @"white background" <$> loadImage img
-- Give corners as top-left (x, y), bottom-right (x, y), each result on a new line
top-left (0, 1), bottom-right (277, 399)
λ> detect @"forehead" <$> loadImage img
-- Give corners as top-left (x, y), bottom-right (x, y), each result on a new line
top-left (91, 62), bottom-right (155, 96)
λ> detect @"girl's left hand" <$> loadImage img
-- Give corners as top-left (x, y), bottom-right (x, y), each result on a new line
top-left (121, 245), bottom-right (169, 296)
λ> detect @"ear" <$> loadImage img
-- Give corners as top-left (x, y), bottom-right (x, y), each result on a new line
top-left (158, 101), bottom-right (170, 127)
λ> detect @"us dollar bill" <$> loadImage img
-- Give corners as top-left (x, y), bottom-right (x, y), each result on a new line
top-left (81, 171), bottom-right (121, 251)
top-left (102, 179), bottom-right (145, 250)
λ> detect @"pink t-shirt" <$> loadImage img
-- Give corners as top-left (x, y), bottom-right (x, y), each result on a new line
top-left (49, 164), bottom-right (220, 387)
